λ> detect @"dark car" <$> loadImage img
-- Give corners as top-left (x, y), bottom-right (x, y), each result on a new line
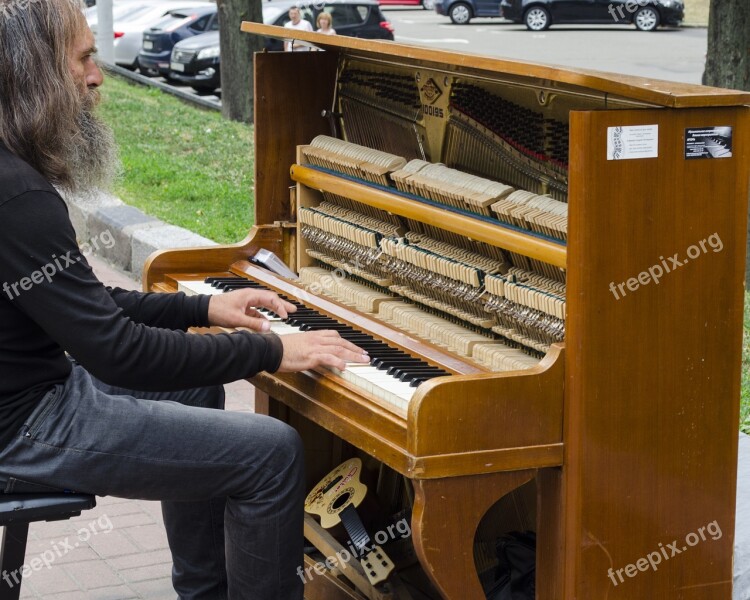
top-left (138, 5), bottom-right (219, 77)
top-left (167, 0), bottom-right (394, 93)
top-left (498, 0), bottom-right (683, 30)
top-left (434, 0), bottom-right (504, 24)
top-left (378, 0), bottom-right (434, 10)
top-left (169, 30), bottom-right (221, 92)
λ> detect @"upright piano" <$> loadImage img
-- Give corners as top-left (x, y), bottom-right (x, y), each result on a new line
top-left (144, 25), bottom-right (750, 599)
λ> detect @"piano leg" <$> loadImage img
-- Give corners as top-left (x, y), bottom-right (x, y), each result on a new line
top-left (412, 470), bottom-right (536, 600)
top-left (254, 388), bottom-right (270, 416)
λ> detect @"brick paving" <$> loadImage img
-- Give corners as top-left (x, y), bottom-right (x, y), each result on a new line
top-left (13, 255), bottom-right (256, 599)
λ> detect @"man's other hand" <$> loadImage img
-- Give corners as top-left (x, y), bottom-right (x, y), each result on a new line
top-left (278, 331), bottom-right (370, 372)
top-left (207, 289), bottom-right (297, 332)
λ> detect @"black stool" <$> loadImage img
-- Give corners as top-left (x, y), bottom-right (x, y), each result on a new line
top-left (0, 493), bottom-right (96, 600)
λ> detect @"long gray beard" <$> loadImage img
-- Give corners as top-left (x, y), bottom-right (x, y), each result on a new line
top-left (63, 92), bottom-right (121, 196)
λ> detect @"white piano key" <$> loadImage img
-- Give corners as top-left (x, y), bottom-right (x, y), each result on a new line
top-left (335, 364), bottom-right (416, 411)
top-left (178, 280), bottom-right (222, 296)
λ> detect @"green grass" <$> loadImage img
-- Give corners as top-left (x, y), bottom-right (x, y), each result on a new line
top-left (98, 74), bottom-right (750, 433)
top-left (683, 0), bottom-right (709, 26)
top-left (99, 74), bottom-right (254, 244)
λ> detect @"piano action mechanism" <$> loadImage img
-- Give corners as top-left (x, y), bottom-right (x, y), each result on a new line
top-left (144, 25), bottom-right (750, 599)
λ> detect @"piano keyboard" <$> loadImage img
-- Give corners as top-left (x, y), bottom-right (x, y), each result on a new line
top-left (177, 277), bottom-right (451, 416)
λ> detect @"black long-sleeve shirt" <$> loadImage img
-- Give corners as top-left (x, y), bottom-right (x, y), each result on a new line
top-left (0, 143), bottom-right (283, 451)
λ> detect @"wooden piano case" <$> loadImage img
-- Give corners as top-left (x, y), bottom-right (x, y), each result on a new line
top-left (144, 25), bottom-right (750, 600)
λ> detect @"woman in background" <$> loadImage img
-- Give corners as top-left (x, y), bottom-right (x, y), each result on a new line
top-left (316, 12), bottom-right (336, 35)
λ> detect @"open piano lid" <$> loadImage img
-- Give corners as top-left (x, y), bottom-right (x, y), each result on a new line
top-left (241, 21), bottom-right (750, 109)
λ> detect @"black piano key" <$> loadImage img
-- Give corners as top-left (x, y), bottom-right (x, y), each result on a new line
top-left (205, 277), bottom-right (246, 284)
top-left (381, 361), bottom-right (429, 372)
top-left (207, 278), bottom-right (265, 290)
top-left (285, 315), bottom-right (346, 322)
top-left (380, 358), bottom-right (428, 366)
top-left (391, 367), bottom-right (447, 379)
top-left (398, 370), bottom-right (448, 383)
top-left (375, 356), bottom-right (425, 365)
top-left (355, 344), bottom-right (396, 353)
top-left (289, 317), bottom-right (343, 325)
top-left (371, 353), bottom-right (420, 367)
top-left (216, 281), bottom-right (262, 288)
top-left (338, 334), bottom-right (377, 343)
top-left (300, 324), bottom-right (356, 332)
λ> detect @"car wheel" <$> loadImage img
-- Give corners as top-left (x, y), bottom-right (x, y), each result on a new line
top-left (524, 6), bottom-right (550, 30)
top-left (448, 2), bottom-right (472, 24)
top-left (422, 0), bottom-right (435, 9)
top-left (191, 85), bottom-right (217, 94)
top-left (634, 6), bottom-right (659, 30)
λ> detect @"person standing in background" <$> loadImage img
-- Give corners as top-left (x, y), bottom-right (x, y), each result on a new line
top-left (316, 12), bottom-right (336, 35)
top-left (284, 7), bottom-right (313, 51)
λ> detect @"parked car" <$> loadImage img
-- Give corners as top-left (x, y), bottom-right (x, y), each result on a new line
top-left (434, 0), bottom-right (501, 24)
top-left (378, 0), bottom-right (434, 11)
top-left (87, 1), bottom-right (212, 70)
top-left (262, 0), bottom-right (394, 51)
top-left (138, 5), bottom-right (219, 77)
top-left (85, 1), bottom-right (158, 30)
top-left (169, 30), bottom-right (221, 92)
top-left (498, 0), bottom-right (683, 30)
top-left (167, 0), bottom-right (394, 92)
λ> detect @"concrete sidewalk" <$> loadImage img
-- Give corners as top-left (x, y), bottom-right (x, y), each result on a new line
top-left (16, 255), bottom-right (256, 600)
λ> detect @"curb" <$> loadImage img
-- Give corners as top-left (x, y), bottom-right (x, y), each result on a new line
top-left (103, 64), bottom-right (221, 112)
top-left (65, 190), bottom-right (216, 282)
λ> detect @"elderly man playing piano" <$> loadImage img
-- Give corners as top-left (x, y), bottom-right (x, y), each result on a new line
top-left (0, 1), bottom-right (368, 598)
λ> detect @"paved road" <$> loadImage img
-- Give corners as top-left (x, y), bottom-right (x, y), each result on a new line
top-left (383, 7), bottom-right (707, 84)
top-left (153, 12), bottom-right (707, 106)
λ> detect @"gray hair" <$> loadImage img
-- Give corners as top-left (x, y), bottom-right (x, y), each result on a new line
top-left (0, 0), bottom-right (91, 188)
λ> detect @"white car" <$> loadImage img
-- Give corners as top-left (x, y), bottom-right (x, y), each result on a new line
top-left (87, 1), bottom-right (212, 70)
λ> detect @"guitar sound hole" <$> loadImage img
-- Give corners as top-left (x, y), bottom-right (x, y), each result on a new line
top-left (332, 492), bottom-right (352, 510)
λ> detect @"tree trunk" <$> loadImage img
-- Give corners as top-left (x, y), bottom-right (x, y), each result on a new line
top-left (702, 0), bottom-right (750, 91)
top-left (217, 0), bottom-right (264, 123)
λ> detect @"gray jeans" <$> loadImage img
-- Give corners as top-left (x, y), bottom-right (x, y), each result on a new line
top-left (0, 364), bottom-right (304, 600)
